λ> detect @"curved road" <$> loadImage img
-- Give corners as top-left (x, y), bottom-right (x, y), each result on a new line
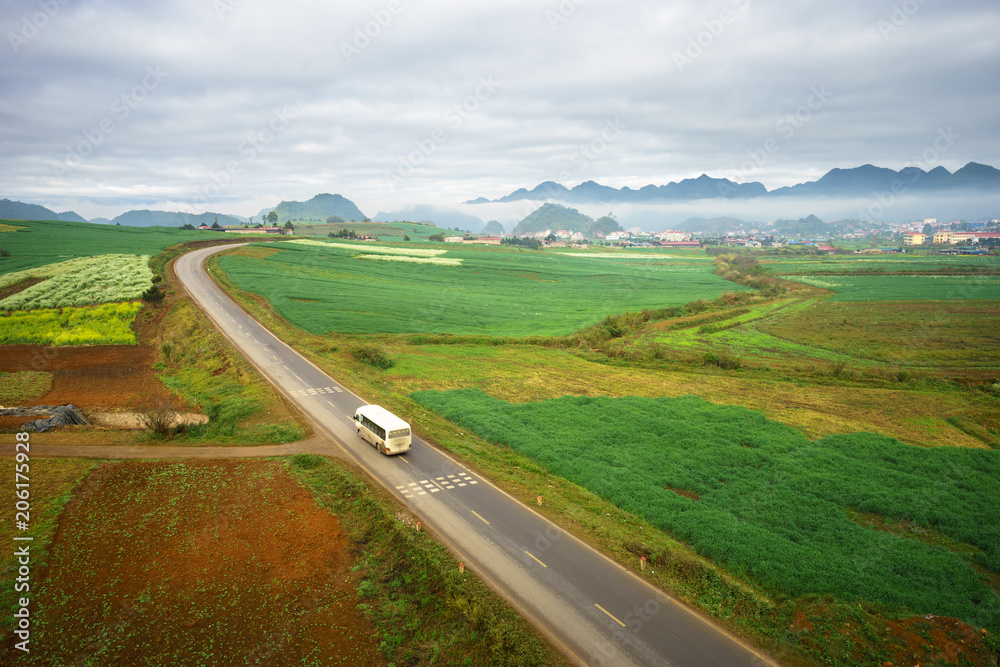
top-left (170, 244), bottom-right (775, 667)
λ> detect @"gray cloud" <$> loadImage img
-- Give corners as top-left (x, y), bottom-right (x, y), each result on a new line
top-left (1, 0), bottom-right (997, 220)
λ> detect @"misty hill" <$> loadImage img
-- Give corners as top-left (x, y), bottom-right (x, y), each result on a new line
top-left (88, 217), bottom-right (112, 225)
top-left (677, 216), bottom-right (748, 234)
top-left (373, 205), bottom-right (484, 232)
top-left (470, 162), bottom-right (1000, 204)
top-left (0, 198), bottom-right (86, 223)
top-left (772, 216), bottom-right (876, 237)
top-left (272, 193), bottom-right (365, 222)
top-left (512, 203), bottom-right (622, 237)
top-left (481, 220), bottom-right (506, 235)
top-left (110, 210), bottom-right (245, 227)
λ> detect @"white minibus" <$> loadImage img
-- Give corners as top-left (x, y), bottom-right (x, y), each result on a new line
top-left (354, 404), bottom-right (412, 455)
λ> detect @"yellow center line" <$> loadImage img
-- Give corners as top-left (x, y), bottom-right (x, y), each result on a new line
top-left (398, 457), bottom-right (411, 465)
top-left (471, 511), bottom-right (490, 525)
top-left (595, 603), bottom-right (626, 628)
top-left (524, 551), bottom-right (547, 568)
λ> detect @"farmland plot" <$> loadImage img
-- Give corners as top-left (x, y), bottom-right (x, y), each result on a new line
top-left (0, 254), bottom-right (153, 310)
top-left (217, 241), bottom-right (746, 336)
top-left (412, 389), bottom-right (1000, 633)
top-left (783, 274), bottom-right (1000, 301)
top-left (0, 302), bottom-right (141, 345)
top-left (22, 460), bottom-right (382, 666)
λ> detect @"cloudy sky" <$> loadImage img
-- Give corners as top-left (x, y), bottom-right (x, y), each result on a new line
top-left (2, 0), bottom-right (998, 222)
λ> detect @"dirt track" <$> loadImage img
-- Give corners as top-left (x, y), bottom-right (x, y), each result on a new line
top-left (0, 433), bottom-right (338, 460)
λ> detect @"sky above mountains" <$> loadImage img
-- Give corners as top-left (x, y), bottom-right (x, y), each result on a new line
top-left (2, 0), bottom-right (998, 221)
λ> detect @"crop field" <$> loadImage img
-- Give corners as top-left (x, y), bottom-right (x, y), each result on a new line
top-left (0, 458), bottom-right (99, 652)
top-left (783, 274), bottom-right (1000, 300)
top-left (764, 254), bottom-right (999, 275)
top-left (411, 389), bottom-right (1000, 634)
top-left (216, 241), bottom-right (744, 336)
top-left (294, 220), bottom-right (454, 241)
top-left (0, 219), bottom-right (221, 275)
top-left (758, 299), bottom-right (1000, 368)
top-left (0, 254), bottom-right (153, 310)
top-left (0, 370), bottom-right (52, 403)
top-left (18, 459), bottom-right (383, 665)
top-left (0, 302), bottom-right (141, 345)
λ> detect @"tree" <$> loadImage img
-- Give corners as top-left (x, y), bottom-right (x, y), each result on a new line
top-left (266, 211), bottom-right (278, 225)
top-left (326, 215), bottom-right (344, 224)
top-left (403, 235), bottom-right (411, 241)
top-left (179, 223), bottom-right (195, 230)
top-left (211, 218), bottom-right (221, 229)
top-left (283, 220), bottom-right (294, 232)
top-left (922, 223), bottom-right (933, 235)
top-left (428, 233), bottom-right (445, 242)
top-left (141, 285), bottom-right (165, 306)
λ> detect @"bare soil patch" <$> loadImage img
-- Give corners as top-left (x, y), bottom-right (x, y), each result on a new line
top-left (0, 344), bottom-right (178, 411)
top-left (21, 459), bottom-right (383, 665)
top-left (0, 277), bottom-right (46, 301)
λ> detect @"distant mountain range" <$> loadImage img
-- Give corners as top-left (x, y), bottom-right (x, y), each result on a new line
top-left (0, 198), bottom-right (87, 223)
top-left (467, 162), bottom-right (1000, 204)
top-left (110, 210), bottom-right (246, 227)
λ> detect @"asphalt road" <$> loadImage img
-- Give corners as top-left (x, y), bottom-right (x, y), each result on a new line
top-left (173, 244), bottom-right (776, 667)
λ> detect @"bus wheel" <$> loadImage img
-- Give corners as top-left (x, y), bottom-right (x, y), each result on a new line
top-left (378, 443), bottom-right (386, 455)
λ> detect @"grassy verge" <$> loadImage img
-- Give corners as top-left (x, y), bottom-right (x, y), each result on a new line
top-left (145, 295), bottom-right (306, 445)
top-left (286, 454), bottom-right (567, 666)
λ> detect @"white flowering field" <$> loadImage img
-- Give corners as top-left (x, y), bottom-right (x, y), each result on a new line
top-left (0, 254), bottom-right (153, 310)
top-left (287, 239), bottom-right (447, 256)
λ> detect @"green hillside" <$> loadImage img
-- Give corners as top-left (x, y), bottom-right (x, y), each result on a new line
top-left (511, 203), bottom-right (621, 238)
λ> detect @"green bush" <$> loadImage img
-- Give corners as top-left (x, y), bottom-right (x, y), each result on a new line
top-left (351, 345), bottom-right (395, 370)
top-left (291, 454), bottom-right (325, 470)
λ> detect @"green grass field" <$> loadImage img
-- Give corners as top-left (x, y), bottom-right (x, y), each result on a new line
top-left (0, 219), bottom-right (226, 275)
top-left (411, 389), bottom-right (1000, 633)
top-left (764, 254), bottom-right (999, 275)
top-left (784, 274), bottom-right (1000, 300)
top-left (293, 220), bottom-right (455, 241)
top-left (216, 241), bottom-right (744, 336)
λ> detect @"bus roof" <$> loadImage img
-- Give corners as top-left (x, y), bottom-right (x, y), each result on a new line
top-left (355, 404), bottom-right (410, 431)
